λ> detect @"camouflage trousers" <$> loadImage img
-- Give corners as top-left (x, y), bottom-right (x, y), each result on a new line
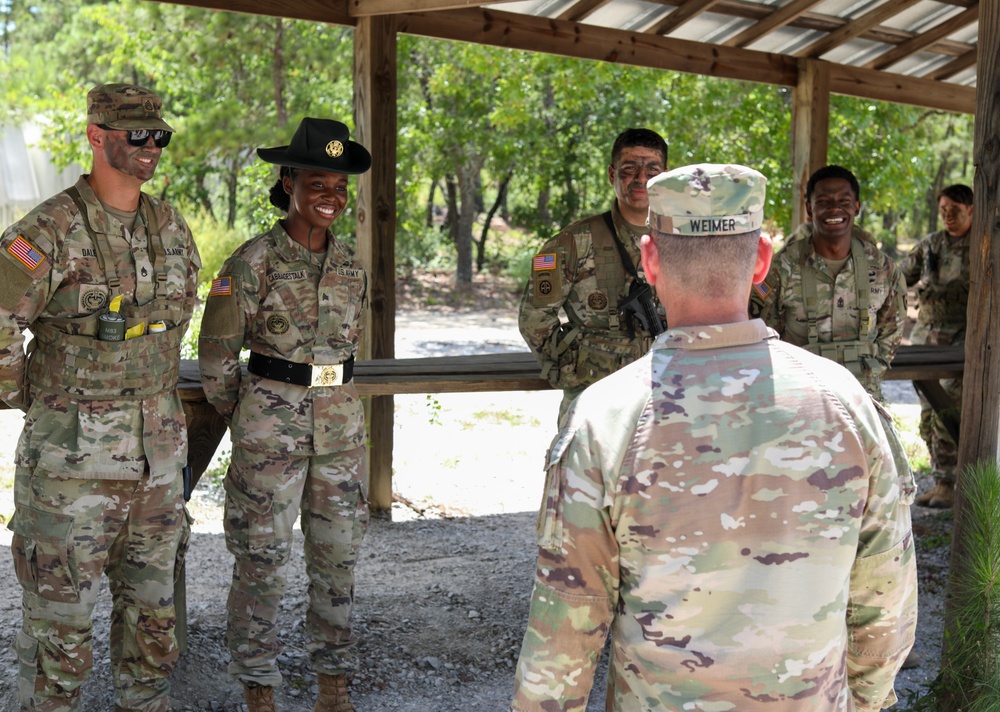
top-left (223, 444), bottom-right (369, 687)
top-left (919, 375), bottom-right (963, 484)
top-left (8, 467), bottom-right (189, 712)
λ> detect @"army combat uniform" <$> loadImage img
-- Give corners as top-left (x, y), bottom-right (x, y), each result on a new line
top-left (511, 321), bottom-right (917, 712)
top-left (750, 228), bottom-right (907, 400)
top-left (900, 229), bottom-right (970, 487)
top-left (198, 221), bottom-right (369, 688)
top-left (1, 176), bottom-right (200, 710)
top-left (518, 202), bottom-right (664, 421)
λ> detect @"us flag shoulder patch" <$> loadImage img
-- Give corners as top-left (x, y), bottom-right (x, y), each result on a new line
top-left (209, 276), bottom-right (232, 296)
top-left (7, 235), bottom-right (44, 270)
top-left (753, 280), bottom-right (772, 299)
top-left (533, 253), bottom-right (556, 271)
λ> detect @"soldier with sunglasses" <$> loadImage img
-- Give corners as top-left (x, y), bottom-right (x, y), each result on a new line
top-left (0, 83), bottom-right (200, 711)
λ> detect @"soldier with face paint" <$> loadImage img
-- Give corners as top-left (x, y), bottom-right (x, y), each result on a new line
top-left (0, 83), bottom-right (200, 711)
top-left (517, 128), bottom-right (668, 423)
top-left (198, 117), bottom-right (371, 712)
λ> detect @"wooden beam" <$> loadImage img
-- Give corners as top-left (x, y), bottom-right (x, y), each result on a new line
top-left (830, 61), bottom-right (976, 114)
top-left (396, 6), bottom-right (800, 87)
top-left (795, 0), bottom-right (924, 59)
top-left (350, 0), bottom-right (521, 18)
top-left (557, 0), bottom-right (612, 23)
top-left (791, 59), bottom-right (829, 230)
top-left (927, 47), bottom-right (978, 81)
top-left (723, 0), bottom-right (824, 48)
top-left (647, 0), bottom-right (724, 36)
top-left (157, 0), bottom-right (354, 25)
top-left (354, 14), bottom-right (398, 512)
top-left (865, 5), bottom-right (979, 71)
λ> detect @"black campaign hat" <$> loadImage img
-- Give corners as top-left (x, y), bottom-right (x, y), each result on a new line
top-left (256, 118), bottom-right (371, 175)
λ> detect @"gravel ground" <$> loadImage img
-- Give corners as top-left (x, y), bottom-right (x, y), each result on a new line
top-left (0, 305), bottom-right (952, 711)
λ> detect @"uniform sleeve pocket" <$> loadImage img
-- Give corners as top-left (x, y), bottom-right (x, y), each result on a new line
top-left (10, 506), bottom-right (80, 604)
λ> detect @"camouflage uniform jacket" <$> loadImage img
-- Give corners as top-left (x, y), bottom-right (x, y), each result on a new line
top-left (749, 233), bottom-right (906, 398)
top-left (512, 320), bottom-right (917, 712)
top-left (517, 201), bottom-right (664, 392)
top-left (0, 176), bottom-right (199, 480)
top-left (198, 222), bottom-right (368, 455)
top-left (899, 229), bottom-right (970, 346)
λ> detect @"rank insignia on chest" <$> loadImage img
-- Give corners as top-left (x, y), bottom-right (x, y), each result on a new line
top-left (7, 235), bottom-right (45, 270)
top-left (209, 276), bottom-right (232, 296)
top-left (533, 253), bottom-right (556, 271)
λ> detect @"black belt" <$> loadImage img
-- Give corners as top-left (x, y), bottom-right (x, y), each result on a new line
top-left (248, 352), bottom-right (354, 387)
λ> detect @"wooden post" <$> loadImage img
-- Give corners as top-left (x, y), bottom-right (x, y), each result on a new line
top-left (941, 1), bottom-right (999, 708)
top-left (354, 15), bottom-right (398, 512)
top-left (790, 59), bottom-right (829, 230)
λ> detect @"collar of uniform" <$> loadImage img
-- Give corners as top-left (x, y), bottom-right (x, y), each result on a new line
top-left (75, 175), bottom-right (149, 233)
top-left (611, 200), bottom-right (646, 242)
top-left (272, 220), bottom-right (331, 267)
top-left (654, 319), bottom-right (773, 351)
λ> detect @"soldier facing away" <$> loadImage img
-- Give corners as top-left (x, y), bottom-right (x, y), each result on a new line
top-left (518, 128), bottom-right (668, 423)
top-left (511, 164), bottom-right (917, 711)
top-left (198, 117), bottom-right (371, 712)
top-left (1, 84), bottom-right (200, 710)
top-left (749, 165), bottom-right (907, 401)
top-left (900, 183), bottom-right (973, 509)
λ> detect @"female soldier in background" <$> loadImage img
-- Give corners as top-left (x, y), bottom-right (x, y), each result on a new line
top-left (198, 117), bottom-right (371, 712)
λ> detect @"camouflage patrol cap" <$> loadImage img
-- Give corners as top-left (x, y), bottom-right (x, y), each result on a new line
top-left (647, 163), bottom-right (766, 236)
top-left (86, 83), bottom-right (175, 132)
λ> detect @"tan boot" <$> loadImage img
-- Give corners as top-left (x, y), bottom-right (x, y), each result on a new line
top-left (315, 673), bottom-right (354, 712)
top-left (243, 682), bottom-right (277, 712)
top-left (915, 482), bottom-right (954, 509)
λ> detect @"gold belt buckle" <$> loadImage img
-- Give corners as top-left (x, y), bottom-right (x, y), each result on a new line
top-left (310, 363), bottom-right (344, 387)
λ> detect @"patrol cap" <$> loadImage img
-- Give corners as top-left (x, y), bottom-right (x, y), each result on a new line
top-left (86, 83), bottom-right (175, 132)
top-left (647, 163), bottom-right (766, 236)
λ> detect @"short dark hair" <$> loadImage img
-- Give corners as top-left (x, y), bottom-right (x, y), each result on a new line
top-left (806, 165), bottom-right (860, 201)
top-left (611, 128), bottom-right (668, 167)
top-left (937, 183), bottom-right (973, 206)
top-left (268, 166), bottom-right (296, 211)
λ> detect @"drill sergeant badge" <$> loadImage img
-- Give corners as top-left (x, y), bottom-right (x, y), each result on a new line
top-left (80, 287), bottom-right (110, 312)
top-left (587, 291), bottom-right (608, 311)
top-left (266, 314), bottom-right (290, 334)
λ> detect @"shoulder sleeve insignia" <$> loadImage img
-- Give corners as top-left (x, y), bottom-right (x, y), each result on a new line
top-left (209, 275), bottom-right (232, 297)
top-left (533, 253), bottom-right (556, 271)
top-left (7, 235), bottom-right (45, 270)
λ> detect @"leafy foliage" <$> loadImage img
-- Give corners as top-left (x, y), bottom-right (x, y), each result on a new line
top-left (0, 0), bottom-right (976, 279)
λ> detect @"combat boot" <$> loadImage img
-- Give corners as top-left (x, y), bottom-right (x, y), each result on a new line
top-left (915, 482), bottom-right (954, 509)
top-left (243, 681), bottom-right (277, 712)
top-left (315, 673), bottom-right (354, 712)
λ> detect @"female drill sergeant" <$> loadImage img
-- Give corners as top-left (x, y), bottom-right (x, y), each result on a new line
top-left (198, 117), bottom-right (371, 712)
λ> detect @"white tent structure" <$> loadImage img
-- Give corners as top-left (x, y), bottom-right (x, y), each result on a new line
top-left (0, 123), bottom-right (82, 227)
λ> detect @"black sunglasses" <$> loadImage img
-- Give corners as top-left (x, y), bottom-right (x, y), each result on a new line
top-left (99, 125), bottom-right (172, 149)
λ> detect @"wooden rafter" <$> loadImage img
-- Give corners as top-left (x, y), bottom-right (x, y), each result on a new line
top-left (865, 5), bottom-right (979, 71)
top-left (350, 0), bottom-right (522, 17)
top-left (794, 0), bottom-right (925, 59)
top-left (723, 0), bottom-right (824, 48)
top-left (927, 47), bottom-right (978, 81)
top-left (557, 0), bottom-right (612, 23)
top-left (647, 0), bottom-right (724, 36)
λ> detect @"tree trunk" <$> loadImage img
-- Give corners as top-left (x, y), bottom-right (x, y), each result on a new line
top-left (273, 18), bottom-right (287, 128)
top-left (455, 162), bottom-right (481, 283)
top-left (475, 172), bottom-right (512, 273)
top-left (445, 176), bottom-right (459, 242)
